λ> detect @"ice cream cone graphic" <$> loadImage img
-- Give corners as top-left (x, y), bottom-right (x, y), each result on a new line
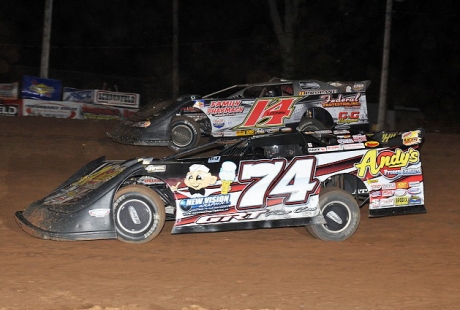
top-left (219, 161), bottom-right (237, 194)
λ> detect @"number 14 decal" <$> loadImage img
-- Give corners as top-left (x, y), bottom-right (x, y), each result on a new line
top-left (236, 156), bottom-right (320, 210)
top-left (238, 97), bottom-right (300, 128)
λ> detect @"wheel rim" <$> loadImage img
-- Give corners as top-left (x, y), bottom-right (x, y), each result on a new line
top-left (172, 124), bottom-right (193, 147)
top-left (322, 201), bottom-right (351, 232)
top-left (116, 198), bottom-right (155, 234)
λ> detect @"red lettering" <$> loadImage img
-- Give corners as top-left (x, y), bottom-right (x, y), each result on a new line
top-left (238, 98), bottom-right (298, 128)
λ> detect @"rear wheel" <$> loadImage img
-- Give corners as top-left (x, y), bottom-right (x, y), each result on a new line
top-left (113, 185), bottom-right (166, 244)
top-left (297, 117), bottom-right (326, 132)
top-left (168, 116), bottom-right (201, 152)
top-left (306, 187), bottom-right (360, 241)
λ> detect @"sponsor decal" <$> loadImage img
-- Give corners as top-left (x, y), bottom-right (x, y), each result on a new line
top-left (208, 156), bottom-right (221, 163)
top-left (89, 208), bottom-right (111, 217)
top-left (379, 197), bottom-right (394, 207)
top-left (407, 187), bottom-right (421, 195)
top-left (397, 182), bottom-right (409, 189)
top-left (370, 190), bottom-right (381, 198)
top-left (321, 93), bottom-right (361, 108)
top-left (409, 181), bottom-right (420, 187)
top-left (394, 189), bottom-right (407, 196)
top-left (180, 194), bottom-right (231, 214)
top-left (213, 118), bottom-right (225, 128)
top-left (44, 163), bottom-right (126, 205)
top-left (338, 111), bottom-right (360, 124)
top-left (308, 147), bottom-right (327, 153)
top-left (352, 83), bottom-right (366, 91)
top-left (145, 165), bottom-right (166, 173)
top-left (337, 138), bottom-right (354, 144)
top-left (409, 195), bottom-right (422, 204)
top-left (402, 130), bottom-right (422, 146)
top-left (343, 143), bottom-right (365, 150)
top-left (355, 148), bottom-right (420, 178)
top-left (381, 132), bottom-right (398, 143)
top-left (138, 176), bottom-right (164, 185)
top-left (326, 145), bottom-right (343, 152)
top-left (382, 190), bottom-right (394, 197)
top-left (353, 134), bottom-right (367, 142)
top-left (382, 183), bottom-right (396, 190)
top-left (299, 89), bottom-right (337, 96)
top-left (236, 129), bottom-right (255, 136)
top-left (365, 141), bottom-right (379, 148)
top-left (395, 196), bottom-right (409, 206)
top-left (369, 201), bottom-right (380, 209)
top-left (333, 129), bottom-right (350, 135)
top-left (205, 100), bottom-right (244, 116)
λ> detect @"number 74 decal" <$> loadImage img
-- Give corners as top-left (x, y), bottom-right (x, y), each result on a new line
top-left (236, 156), bottom-right (320, 210)
top-left (237, 97), bottom-right (300, 128)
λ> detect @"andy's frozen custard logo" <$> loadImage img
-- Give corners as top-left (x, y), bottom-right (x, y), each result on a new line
top-left (355, 148), bottom-right (420, 178)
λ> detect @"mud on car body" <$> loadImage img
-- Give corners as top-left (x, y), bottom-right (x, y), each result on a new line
top-left (16, 129), bottom-right (426, 244)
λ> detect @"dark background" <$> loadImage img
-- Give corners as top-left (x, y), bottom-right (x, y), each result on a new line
top-left (0, 0), bottom-right (458, 130)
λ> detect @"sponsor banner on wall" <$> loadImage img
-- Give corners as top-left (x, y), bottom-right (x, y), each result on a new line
top-left (0, 82), bottom-right (19, 99)
top-left (22, 76), bottom-right (62, 101)
top-left (80, 104), bottom-right (123, 120)
top-left (64, 88), bottom-right (140, 108)
top-left (0, 98), bottom-right (22, 116)
top-left (23, 99), bottom-right (80, 119)
top-left (94, 90), bottom-right (139, 108)
top-left (63, 87), bottom-right (94, 103)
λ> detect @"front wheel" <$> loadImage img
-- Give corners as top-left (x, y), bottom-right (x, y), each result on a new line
top-left (113, 185), bottom-right (166, 244)
top-left (306, 187), bottom-right (360, 241)
top-left (168, 116), bottom-right (201, 152)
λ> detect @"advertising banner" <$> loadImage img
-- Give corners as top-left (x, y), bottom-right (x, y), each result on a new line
top-left (63, 87), bottom-right (94, 103)
top-left (64, 88), bottom-right (140, 108)
top-left (0, 98), bottom-right (22, 116)
top-left (22, 76), bottom-right (62, 101)
top-left (23, 99), bottom-right (80, 119)
top-left (94, 89), bottom-right (139, 108)
top-left (0, 82), bottom-right (19, 99)
top-left (80, 104), bottom-right (123, 120)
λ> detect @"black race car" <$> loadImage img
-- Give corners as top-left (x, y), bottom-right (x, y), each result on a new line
top-left (108, 78), bottom-right (370, 152)
top-left (16, 128), bottom-right (426, 243)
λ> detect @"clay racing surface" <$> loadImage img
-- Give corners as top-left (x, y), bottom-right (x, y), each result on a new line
top-left (0, 116), bottom-right (459, 310)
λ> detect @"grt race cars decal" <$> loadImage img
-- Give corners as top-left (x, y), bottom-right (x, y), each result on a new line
top-left (237, 97), bottom-right (300, 129)
top-left (173, 156), bottom-right (321, 228)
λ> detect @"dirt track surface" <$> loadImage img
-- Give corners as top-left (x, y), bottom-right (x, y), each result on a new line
top-left (0, 116), bottom-right (459, 310)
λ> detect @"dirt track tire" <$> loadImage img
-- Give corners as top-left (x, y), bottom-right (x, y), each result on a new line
top-left (297, 117), bottom-right (326, 132)
top-left (113, 185), bottom-right (166, 244)
top-left (306, 187), bottom-right (360, 241)
top-left (168, 116), bottom-right (201, 152)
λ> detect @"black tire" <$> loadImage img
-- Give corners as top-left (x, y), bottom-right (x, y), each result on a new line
top-left (113, 185), bottom-right (166, 244)
top-left (168, 116), bottom-right (201, 152)
top-left (306, 187), bottom-right (360, 241)
top-left (297, 117), bottom-right (326, 132)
